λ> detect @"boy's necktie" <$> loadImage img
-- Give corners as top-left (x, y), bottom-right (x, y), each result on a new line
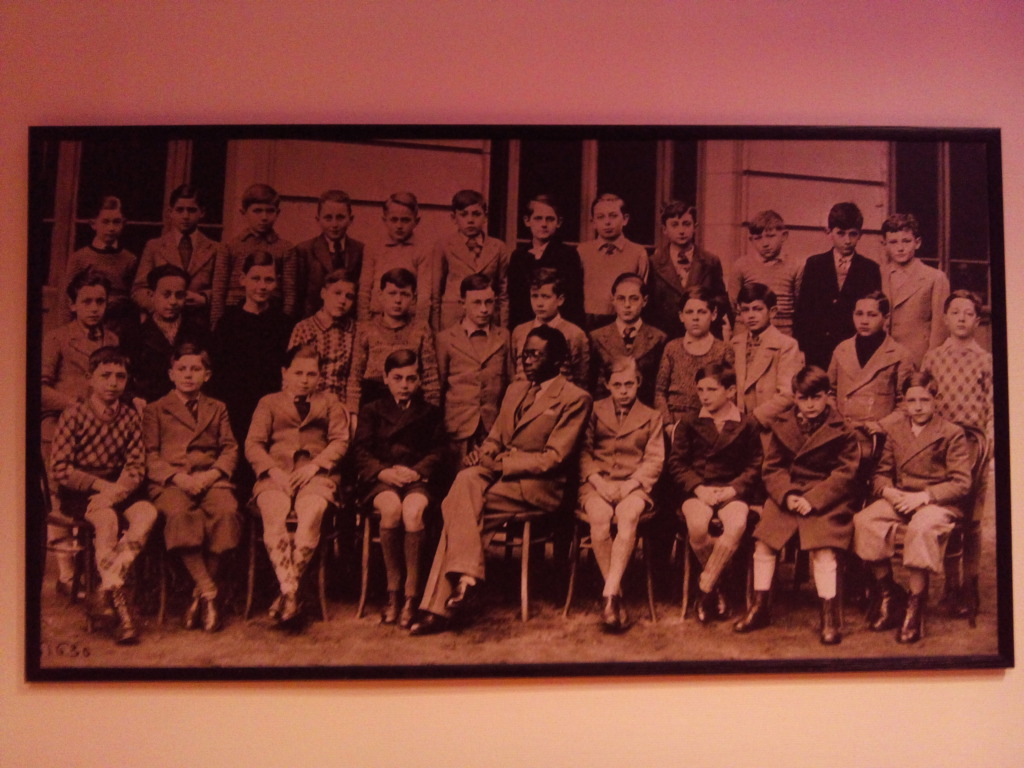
top-left (294, 395), bottom-right (310, 421)
top-left (601, 242), bottom-right (617, 255)
top-left (515, 383), bottom-right (540, 423)
top-left (186, 398), bottom-right (199, 422)
top-left (467, 237), bottom-right (483, 257)
top-left (836, 255), bottom-right (851, 289)
top-left (622, 325), bottom-right (637, 352)
top-left (179, 234), bottom-right (193, 272)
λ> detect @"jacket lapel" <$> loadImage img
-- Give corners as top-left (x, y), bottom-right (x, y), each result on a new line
top-left (886, 258), bottom-right (927, 308)
top-left (796, 409), bottom-right (847, 458)
top-left (745, 326), bottom-right (784, 388)
top-left (846, 335), bottom-right (902, 394)
top-left (652, 247), bottom-right (686, 298)
top-left (514, 375), bottom-right (565, 433)
top-left (630, 324), bottom-right (658, 359)
top-left (188, 231), bottom-right (218, 276)
top-left (898, 417), bottom-right (944, 468)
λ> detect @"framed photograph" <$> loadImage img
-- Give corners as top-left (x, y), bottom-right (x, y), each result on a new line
top-left (25, 124), bottom-right (1013, 681)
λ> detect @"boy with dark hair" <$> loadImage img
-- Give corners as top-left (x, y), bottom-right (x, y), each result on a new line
top-left (432, 189), bottom-right (509, 331)
top-left (506, 193), bottom-right (584, 329)
top-left (294, 189), bottom-right (365, 318)
top-left (793, 202), bottom-right (882, 369)
top-left (578, 193), bottom-right (649, 329)
top-left (289, 268), bottom-right (359, 404)
top-left (133, 183), bottom-right (220, 326)
top-left (647, 200), bottom-right (727, 340)
top-left (734, 365), bottom-right (861, 645)
top-left (879, 212), bottom-right (950, 366)
top-left (729, 210), bottom-right (803, 336)
top-left (210, 183), bottom-right (297, 327)
top-left (50, 346), bottom-right (159, 644)
top-left (435, 273), bottom-right (513, 461)
top-left (510, 267), bottom-right (589, 385)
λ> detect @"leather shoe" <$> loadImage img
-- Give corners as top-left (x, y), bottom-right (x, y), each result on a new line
top-left (409, 612), bottom-right (448, 636)
top-left (183, 594), bottom-right (202, 630)
top-left (715, 589), bottom-right (730, 620)
top-left (733, 590), bottom-right (771, 633)
top-left (88, 589), bottom-right (116, 623)
top-left (399, 596), bottom-right (418, 629)
top-left (444, 578), bottom-right (478, 614)
top-left (696, 590), bottom-right (714, 624)
top-left (111, 587), bottom-right (139, 645)
top-left (201, 595), bottom-right (221, 633)
top-left (898, 593), bottom-right (925, 644)
top-left (278, 592), bottom-right (302, 626)
top-left (601, 595), bottom-right (621, 630)
top-left (869, 576), bottom-right (906, 632)
top-left (381, 591), bottom-right (401, 625)
top-left (820, 597), bottom-right (841, 645)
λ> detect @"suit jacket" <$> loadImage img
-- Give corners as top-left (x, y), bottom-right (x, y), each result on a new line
top-left (132, 230), bottom-right (221, 315)
top-left (245, 390), bottom-right (350, 479)
top-left (757, 405), bottom-right (861, 550)
top-left (507, 240), bottom-right (584, 329)
top-left (122, 315), bottom-right (210, 403)
top-left (353, 394), bottom-right (446, 487)
top-left (873, 412), bottom-right (971, 511)
top-left (794, 250), bottom-right (882, 370)
top-left (482, 374), bottom-right (592, 513)
top-left (436, 323), bottom-right (513, 439)
top-left (881, 258), bottom-right (950, 367)
top-left (828, 334), bottom-right (915, 426)
top-left (431, 233), bottom-right (509, 330)
top-left (645, 245), bottom-right (727, 339)
top-left (668, 412), bottom-right (762, 502)
top-left (142, 391), bottom-right (237, 490)
top-left (294, 234), bottom-right (365, 318)
top-left (41, 322), bottom-right (120, 427)
top-left (731, 325), bottom-right (804, 426)
top-left (579, 397), bottom-right (665, 498)
top-left (588, 321), bottom-right (667, 406)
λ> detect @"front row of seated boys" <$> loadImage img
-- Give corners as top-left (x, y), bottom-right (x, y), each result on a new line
top-left (46, 280), bottom-right (983, 649)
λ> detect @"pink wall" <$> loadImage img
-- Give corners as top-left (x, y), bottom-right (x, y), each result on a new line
top-left (3, 2), bottom-right (1023, 766)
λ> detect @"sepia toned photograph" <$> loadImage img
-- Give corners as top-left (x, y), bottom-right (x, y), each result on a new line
top-left (24, 124), bottom-right (1012, 681)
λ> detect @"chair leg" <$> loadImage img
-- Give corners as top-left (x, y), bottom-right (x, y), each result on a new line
top-left (521, 520), bottom-right (531, 622)
top-left (562, 522), bottom-right (581, 618)
top-left (84, 534), bottom-right (96, 633)
top-left (317, 543), bottom-right (329, 622)
top-left (244, 521), bottom-right (257, 620)
top-left (157, 544), bottom-right (168, 626)
top-left (356, 514), bottom-right (371, 619)
top-left (681, 534), bottom-right (692, 619)
top-left (642, 532), bottom-right (657, 623)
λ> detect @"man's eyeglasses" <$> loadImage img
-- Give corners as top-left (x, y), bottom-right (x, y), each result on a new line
top-left (521, 349), bottom-right (545, 360)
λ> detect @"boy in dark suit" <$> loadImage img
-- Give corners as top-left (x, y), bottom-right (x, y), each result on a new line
top-left (294, 190), bottom-right (364, 318)
top-left (589, 272), bottom-right (667, 406)
top-left (143, 343), bottom-right (240, 632)
top-left (354, 350), bottom-right (446, 627)
top-left (854, 371), bottom-right (972, 643)
top-left (668, 362), bottom-right (762, 623)
top-left (793, 202), bottom-right (882, 370)
top-left (734, 366), bottom-right (861, 644)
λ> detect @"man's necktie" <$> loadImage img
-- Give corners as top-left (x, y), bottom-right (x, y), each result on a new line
top-left (179, 234), bottom-right (193, 272)
top-left (295, 395), bottom-right (310, 421)
top-left (515, 384), bottom-right (540, 423)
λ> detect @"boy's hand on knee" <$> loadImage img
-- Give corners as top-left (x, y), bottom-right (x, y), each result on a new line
top-left (289, 463), bottom-right (321, 491)
top-left (694, 485), bottom-right (717, 506)
top-left (895, 490), bottom-right (930, 514)
top-left (787, 495), bottom-right (813, 516)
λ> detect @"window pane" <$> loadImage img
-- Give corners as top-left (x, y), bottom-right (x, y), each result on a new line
top-left (76, 139), bottom-right (168, 223)
top-left (671, 140), bottom-right (699, 207)
top-left (949, 142), bottom-right (990, 263)
top-left (949, 261), bottom-right (989, 307)
top-left (893, 141), bottom-right (940, 263)
top-left (190, 139), bottom-right (228, 230)
top-left (597, 140), bottom-right (657, 246)
top-left (517, 140), bottom-right (583, 242)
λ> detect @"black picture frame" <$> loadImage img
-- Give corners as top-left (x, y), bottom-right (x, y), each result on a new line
top-left (25, 124), bottom-right (1013, 682)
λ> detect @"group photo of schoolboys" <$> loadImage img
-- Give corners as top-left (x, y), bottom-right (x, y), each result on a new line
top-left (33, 138), bottom-right (999, 666)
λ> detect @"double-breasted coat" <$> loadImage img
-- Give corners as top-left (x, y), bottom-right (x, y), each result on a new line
top-left (881, 258), bottom-right (950, 367)
top-left (645, 245), bottom-right (728, 340)
top-left (435, 323), bottom-right (513, 441)
top-left (294, 234), bottom-right (365, 318)
top-left (667, 411), bottom-right (763, 502)
top-left (431, 233), bottom-right (510, 331)
top-left (828, 333), bottom-right (915, 426)
top-left (731, 324), bottom-right (805, 426)
top-left (578, 397), bottom-right (665, 507)
top-left (132, 229), bottom-right (221, 317)
top-left (755, 405), bottom-right (861, 550)
top-left (588, 321), bottom-right (667, 406)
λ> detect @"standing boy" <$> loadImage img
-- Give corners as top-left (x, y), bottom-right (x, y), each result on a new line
top-left (133, 184), bottom-right (220, 327)
top-left (432, 189), bottom-right (509, 331)
top-left (435, 274), bottom-right (513, 461)
top-left (578, 193), bottom-right (649, 329)
top-left (793, 202), bottom-right (881, 370)
top-left (294, 190), bottom-right (364, 318)
top-left (646, 200), bottom-right (727, 340)
top-left (728, 210), bottom-right (804, 337)
top-left (50, 347), bottom-right (159, 644)
top-left (510, 267), bottom-right (589, 385)
top-left (210, 183), bottom-right (297, 327)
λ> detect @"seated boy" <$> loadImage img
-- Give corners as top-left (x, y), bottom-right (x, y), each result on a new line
top-left (245, 344), bottom-right (351, 628)
top-left (879, 213), bottom-right (950, 367)
top-left (123, 264), bottom-right (210, 403)
top-left (347, 268), bottom-right (441, 412)
top-left (506, 193), bottom-right (584, 329)
top-left (579, 356), bottom-right (664, 631)
top-left (354, 349), bottom-right (447, 627)
top-left (854, 371), bottom-right (972, 643)
top-left (728, 210), bottom-right (803, 336)
top-left (59, 195), bottom-right (138, 336)
top-left (668, 363), bottom-right (761, 623)
top-left (133, 183), bottom-right (220, 327)
top-left (646, 200), bottom-right (728, 340)
top-left (435, 273), bottom-right (513, 461)
top-left (578, 193), bottom-right (649, 329)
top-left (358, 192), bottom-right (432, 325)
top-left (734, 366), bottom-right (860, 645)
top-left (510, 267), bottom-right (589, 385)
top-left (143, 343), bottom-right (240, 632)
top-left (828, 290), bottom-right (915, 441)
top-left (210, 183), bottom-right (297, 327)
top-left (289, 268), bottom-right (359, 405)
top-left (294, 189), bottom-right (364, 318)
top-left (794, 202), bottom-right (882, 370)
top-left (731, 283), bottom-right (804, 429)
top-left (431, 189), bottom-right (509, 331)
top-left (589, 272), bottom-right (667, 406)
top-left (49, 346), bottom-right (158, 644)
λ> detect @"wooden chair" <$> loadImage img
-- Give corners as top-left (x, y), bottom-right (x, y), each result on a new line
top-left (41, 473), bottom-right (97, 631)
top-left (562, 508), bottom-right (657, 621)
top-left (482, 509), bottom-right (557, 622)
top-left (675, 505), bottom-right (758, 620)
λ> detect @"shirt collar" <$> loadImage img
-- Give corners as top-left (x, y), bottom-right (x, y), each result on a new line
top-left (615, 318), bottom-right (643, 336)
top-left (242, 229), bottom-right (279, 244)
top-left (670, 243), bottom-right (695, 263)
top-left (174, 389), bottom-right (200, 406)
top-left (385, 237), bottom-right (415, 247)
top-left (323, 233), bottom-right (347, 252)
top-left (699, 401), bottom-right (742, 423)
top-left (462, 318), bottom-right (490, 338)
top-left (533, 314), bottom-right (562, 328)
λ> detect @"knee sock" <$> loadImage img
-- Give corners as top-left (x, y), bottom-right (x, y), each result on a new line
top-left (181, 549), bottom-right (217, 598)
top-left (811, 548), bottom-right (837, 599)
top-left (699, 542), bottom-right (738, 593)
top-left (907, 568), bottom-right (929, 596)
top-left (380, 527), bottom-right (404, 593)
top-left (404, 529), bottom-right (425, 598)
top-left (752, 542), bottom-right (777, 592)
